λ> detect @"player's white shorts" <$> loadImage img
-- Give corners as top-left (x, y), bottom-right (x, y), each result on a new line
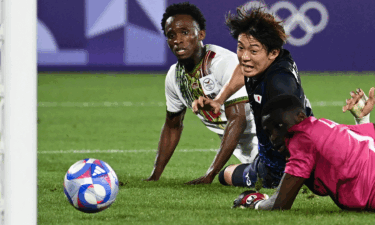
top-left (218, 132), bottom-right (258, 164)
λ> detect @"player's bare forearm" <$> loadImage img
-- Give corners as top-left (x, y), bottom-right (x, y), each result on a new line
top-left (214, 64), bottom-right (245, 105)
top-left (146, 109), bottom-right (186, 181)
top-left (256, 173), bottom-right (305, 210)
top-left (210, 103), bottom-right (247, 173)
top-left (185, 103), bottom-right (247, 184)
top-left (254, 174), bottom-right (284, 210)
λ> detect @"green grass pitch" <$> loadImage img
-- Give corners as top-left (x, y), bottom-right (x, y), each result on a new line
top-left (38, 73), bottom-right (375, 225)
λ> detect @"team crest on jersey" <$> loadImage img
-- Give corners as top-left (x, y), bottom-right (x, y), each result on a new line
top-left (254, 94), bottom-right (262, 104)
top-left (202, 78), bottom-right (215, 91)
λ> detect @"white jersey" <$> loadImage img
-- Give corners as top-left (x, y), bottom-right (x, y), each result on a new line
top-left (165, 44), bottom-right (255, 135)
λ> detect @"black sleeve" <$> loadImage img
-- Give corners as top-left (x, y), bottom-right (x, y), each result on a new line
top-left (267, 71), bottom-right (300, 100)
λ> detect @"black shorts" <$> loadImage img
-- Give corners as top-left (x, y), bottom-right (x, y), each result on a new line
top-left (234, 155), bottom-right (283, 189)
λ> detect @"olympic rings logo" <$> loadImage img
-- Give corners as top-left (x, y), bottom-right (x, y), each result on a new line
top-left (244, 1), bottom-right (329, 46)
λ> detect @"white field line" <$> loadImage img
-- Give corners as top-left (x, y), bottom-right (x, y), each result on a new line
top-left (38, 101), bottom-right (166, 107)
top-left (37, 149), bottom-right (218, 154)
top-left (38, 101), bottom-right (345, 107)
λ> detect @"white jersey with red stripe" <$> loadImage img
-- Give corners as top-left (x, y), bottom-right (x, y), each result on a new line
top-left (165, 44), bottom-right (254, 135)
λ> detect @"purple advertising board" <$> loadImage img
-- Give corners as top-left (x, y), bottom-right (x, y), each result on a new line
top-left (38, 0), bottom-right (375, 72)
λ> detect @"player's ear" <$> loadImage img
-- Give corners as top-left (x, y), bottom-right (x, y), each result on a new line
top-left (268, 49), bottom-right (280, 60)
top-left (296, 111), bottom-right (307, 123)
top-left (198, 30), bottom-right (206, 41)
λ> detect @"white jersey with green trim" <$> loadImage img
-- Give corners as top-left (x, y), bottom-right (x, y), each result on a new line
top-left (165, 44), bottom-right (255, 135)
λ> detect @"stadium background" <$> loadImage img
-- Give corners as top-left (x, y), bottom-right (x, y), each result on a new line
top-left (38, 0), bottom-right (375, 72)
top-left (38, 0), bottom-right (375, 224)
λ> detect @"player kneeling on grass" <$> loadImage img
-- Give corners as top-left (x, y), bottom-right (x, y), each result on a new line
top-left (233, 88), bottom-right (375, 211)
top-left (145, 2), bottom-right (258, 185)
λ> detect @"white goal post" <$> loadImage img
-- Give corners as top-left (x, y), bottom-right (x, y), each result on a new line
top-left (1, 0), bottom-right (37, 224)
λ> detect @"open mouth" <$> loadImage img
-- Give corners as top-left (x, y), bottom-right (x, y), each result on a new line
top-left (175, 48), bottom-right (186, 56)
top-left (242, 64), bottom-right (254, 72)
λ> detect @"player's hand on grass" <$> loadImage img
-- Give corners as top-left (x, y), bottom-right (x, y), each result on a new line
top-left (343, 87), bottom-right (375, 118)
top-left (144, 174), bottom-right (159, 182)
top-left (192, 96), bottom-right (221, 114)
top-left (232, 190), bottom-right (269, 209)
top-left (185, 174), bottom-right (215, 185)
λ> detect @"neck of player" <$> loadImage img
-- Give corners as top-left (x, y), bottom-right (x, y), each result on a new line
top-left (181, 45), bottom-right (205, 73)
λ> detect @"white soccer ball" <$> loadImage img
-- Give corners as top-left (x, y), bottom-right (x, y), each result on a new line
top-left (63, 158), bottom-right (119, 213)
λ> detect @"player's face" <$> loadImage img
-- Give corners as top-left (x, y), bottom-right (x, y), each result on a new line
top-left (237, 34), bottom-right (279, 77)
top-left (262, 109), bottom-right (306, 160)
top-left (262, 111), bottom-right (290, 151)
top-left (164, 14), bottom-right (205, 61)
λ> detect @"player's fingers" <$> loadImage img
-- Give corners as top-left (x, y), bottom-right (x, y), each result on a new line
top-left (210, 100), bottom-right (220, 114)
top-left (342, 99), bottom-right (350, 112)
top-left (343, 98), bottom-right (355, 112)
top-left (214, 105), bottom-right (220, 114)
top-left (360, 103), bottom-right (374, 118)
top-left (184, 180), bottom-right (192, 185)
top-left (185, 179), bottom-right (199, 185)
top-left (357, 88), bottom-right (364, 97)
top-left (350, 91), bottom-right (362, 103)
top-left (360, 87), bottom-right (375, 118)
top-left (369, 87), bottom-right (375, 100)
top-left (198, 96), bottom-right (206, 108)
top-left (192, 101), bottom-right (199, 114)
top-left (202, 97), bottom-right (210, 106)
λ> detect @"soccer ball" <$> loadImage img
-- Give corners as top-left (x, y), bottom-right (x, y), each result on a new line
top-left (63, 158), bottom-right (119, 213)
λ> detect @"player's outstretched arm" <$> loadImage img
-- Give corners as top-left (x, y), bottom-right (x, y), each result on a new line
top-left (215, 64), bottom-right (245, 105)
top-left (343, 87), bottom-right (375, 123)
top-left (186, 102), bottom-right (248, 185)
top-left (192, 64), bottom-right (245, 114)
top-left (255, 173), bottom-right (305, 210)
top-left (145, 109), bottom-right (186, 181)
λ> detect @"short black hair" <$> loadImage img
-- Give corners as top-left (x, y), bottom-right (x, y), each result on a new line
top-left (225, 5), bottom-right (287, 53)
top-left (161, 2), bottom-right (206, 35)
top-left (261, 95), bottom-right (304, 118)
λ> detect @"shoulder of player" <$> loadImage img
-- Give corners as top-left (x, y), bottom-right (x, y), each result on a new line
top-left (265, 69), bottom-right (297, 90)
top-left (205, 45), bottom-right (238, 80)
top-left (165, 63), bottom-right (177, 80)
top-left (287, 132), bottom-right (314, 153)
top-left (206, 44), bottom-right (238, 65)
top-left (164, 63), bottom-right (178, 90)
top-left (267, 50), bottom-right (296, 75)
top-left (287, 119), bottom-right (317, 147)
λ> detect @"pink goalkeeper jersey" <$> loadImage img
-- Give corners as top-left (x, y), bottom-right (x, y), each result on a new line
top-left (285, 117), bottom-right (375, 210)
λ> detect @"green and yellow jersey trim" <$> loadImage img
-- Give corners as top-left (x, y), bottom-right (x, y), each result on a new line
top-left (224, 96), bottom-right (249, 108)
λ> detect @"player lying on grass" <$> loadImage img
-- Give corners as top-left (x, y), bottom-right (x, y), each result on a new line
top-left (233, 88), bottom-right (375, 211)
top-left (222, 87), bottom-right (374, 192)
top-left (192, 5), bottom-right (313, 188)
top-left (145, 2), bottom-right (259, 184)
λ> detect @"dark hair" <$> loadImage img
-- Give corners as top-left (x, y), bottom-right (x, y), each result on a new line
top-left (261, 95), bottom-right (304, 118)
top-left (161, 2), bottom-right (206, 35)
top-left (225, 5), bottom-right (287, 53)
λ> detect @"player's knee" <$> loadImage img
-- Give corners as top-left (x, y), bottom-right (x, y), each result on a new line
top-left (218, 165), bottom-right (230, 186)
top-left (231, 163), bottom-right (250, 187)
top-left (218, 164), bottom-right (244, 186)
